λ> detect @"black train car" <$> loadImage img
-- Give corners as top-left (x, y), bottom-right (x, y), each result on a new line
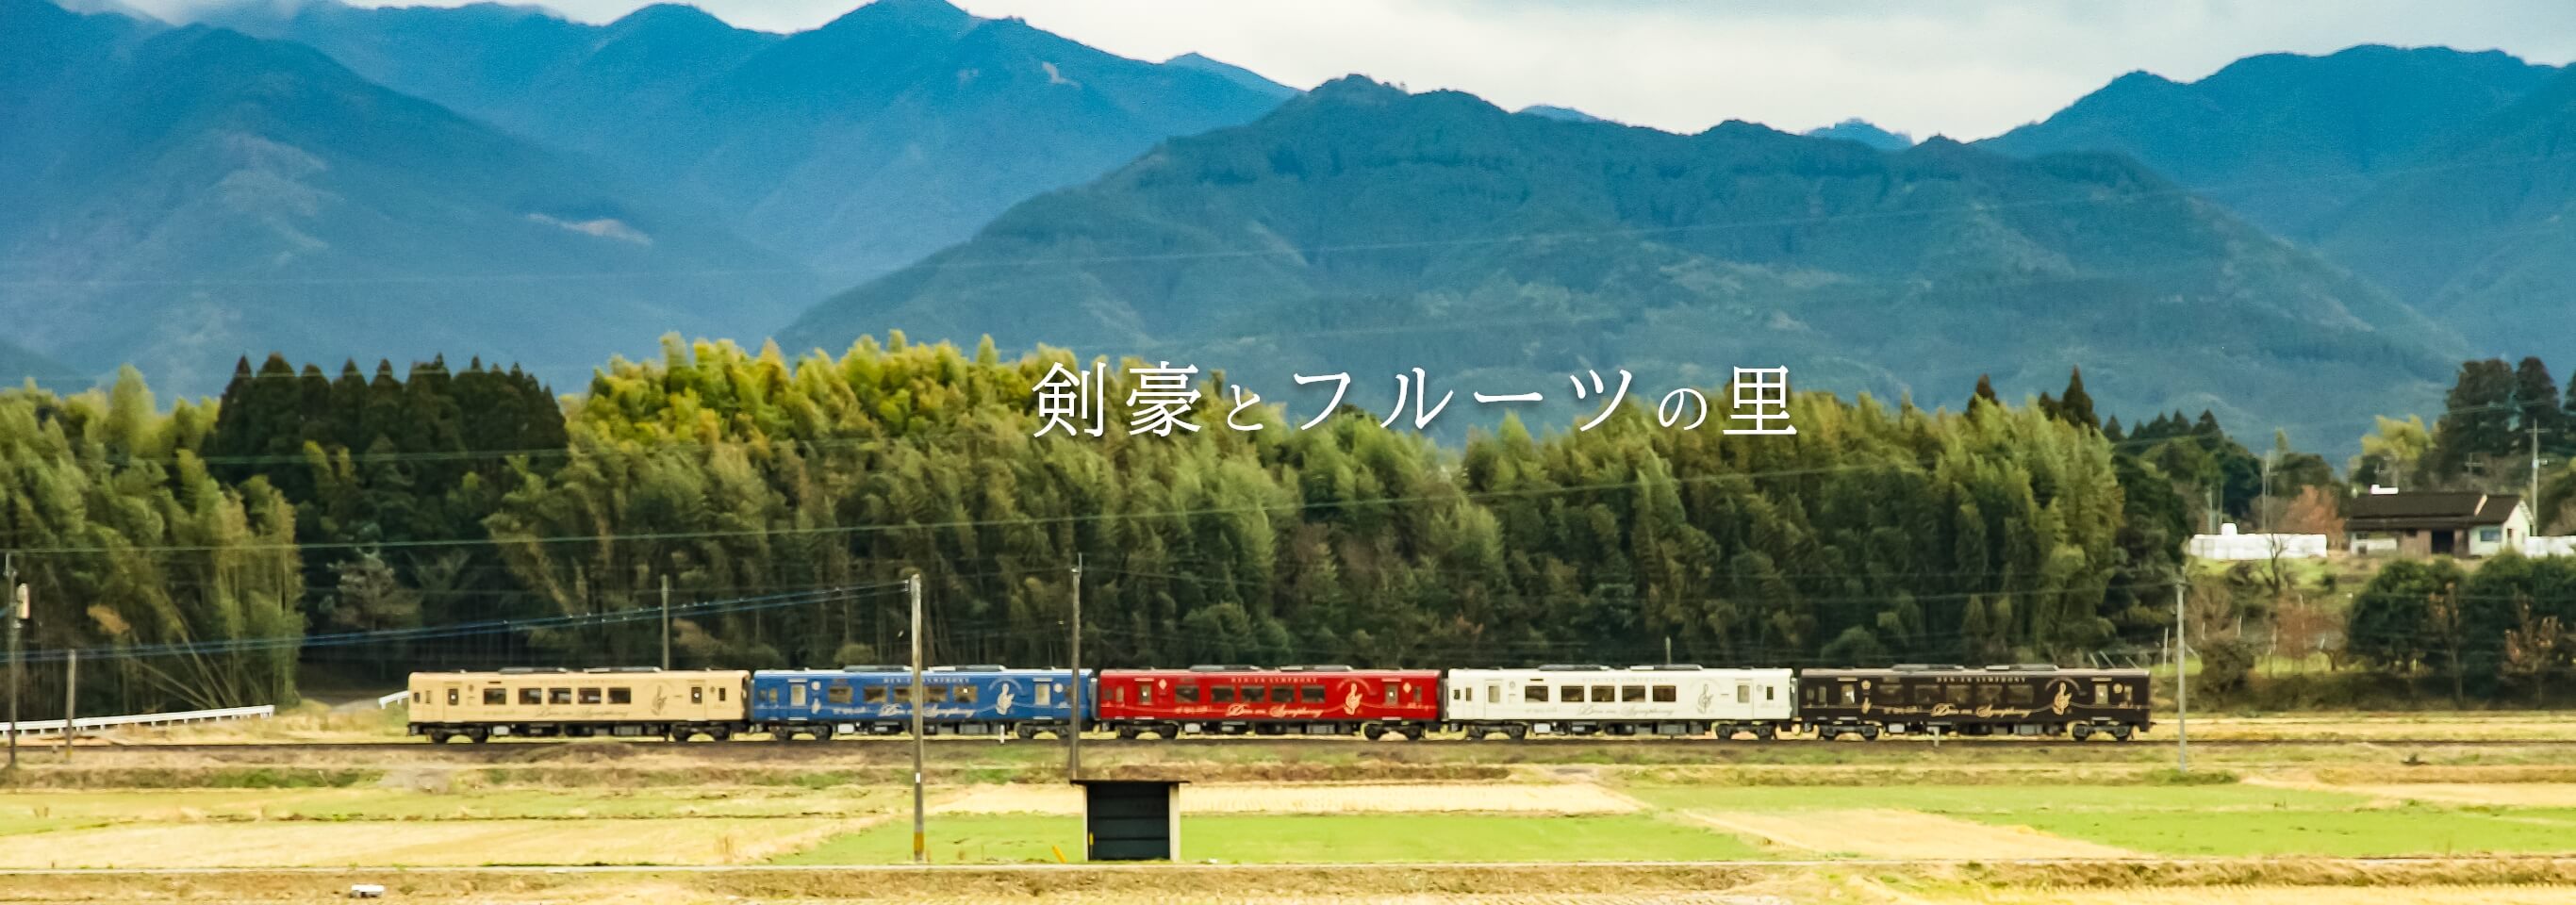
top-left (1796, 665), bottom-right (2152, 741)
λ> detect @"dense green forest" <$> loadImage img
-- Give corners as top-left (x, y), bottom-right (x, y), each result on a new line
top-left (0, 336), bottom-right (2221, 714)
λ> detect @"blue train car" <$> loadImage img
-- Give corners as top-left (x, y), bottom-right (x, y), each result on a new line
top-left (749, 666), bottom-right (1090, 740)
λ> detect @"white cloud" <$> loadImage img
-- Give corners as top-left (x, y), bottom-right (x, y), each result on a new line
top-left (136, 0), bottom-right (2576, 140)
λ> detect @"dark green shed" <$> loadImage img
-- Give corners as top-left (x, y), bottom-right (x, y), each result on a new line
top-left (1073, 779), bottom-right (1185, 861)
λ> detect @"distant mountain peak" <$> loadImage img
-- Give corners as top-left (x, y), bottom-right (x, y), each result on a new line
top-left (1518, 104), bottom-right (1608, 123)
top-left (1163, 51), bottom-right (1296, 100)
top-left (825, 0), bottom-right (975, 31)
top-left (605, 2), bottom-right (731, 32)
top-left (1802, 117), bottom-right (1913, 150)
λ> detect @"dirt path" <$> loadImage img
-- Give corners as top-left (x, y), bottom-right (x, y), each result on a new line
top-left (1680, 809), bottom-right (2137, 860)
top-left (935, 782), bottom-right (1639, 815)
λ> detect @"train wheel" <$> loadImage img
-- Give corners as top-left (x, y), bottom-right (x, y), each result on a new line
top-left (1504, 724), bottom-right (1528, 741)
top-left (1400, 725), bottom-right (1426, 741)
top-left (1014, 724), bottom-right (1037, 741)
top-left (2110, 725), bottom-right (2134, 742)
top-left (670, 729), bottom-right (694, 743)
top-left (428, 731), bottom-right (453, 745)
top-left (1362, 725), bottom-right (1387, 742)
top-left (1754, 725), bottom-right (1777, 742)
top-left (1115, 726), bottom-right (1139, 740)
top-left (1858, 725), bottom-right (1881, 742)
top-left (2072, 723), bottom-right (2095, 742)
top-left (468, 729), bottom-right (489, 744)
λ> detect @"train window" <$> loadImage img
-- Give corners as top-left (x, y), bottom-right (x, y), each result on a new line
top-left (1487, 684), bottom-right (1501, 704)
top-left (1269, 686), bottom-right (1292, 703)
top-left (1560, 685), bottom-right (1585, 702)
top-left (1590, 685), bottom-right (1613, 702)
top-left (520, 688), bottom-right (542, 705)
top-left (484, 689), bottom-right (507, 706)
top-left (1765, 685), bottom-right (1775, 701)
top-left (862, 686), bottom-right (885, 704)
top-left (550, 688), bottom-right (573, 705)
top-left (1384, 684), bottom-right (1399, 706)
top-left (412, 692), bottom-right (423, 704)
top-left (1037, 683), bottom-right (1054, 706)
top-left (447, 689), bottom-right (460, 705)
top-left (1622, 685), bottom-right (1645, 703)
top-left (690, 686), bottom-right (704, 705)
top-left (1136, 683), bottom-right (1154, 706)
top-left (718, 688), bottom-right (727, 701)
top-left (1839, 684), bottom-right (1858, 706)
top-left (759, 687), bottom-right (778, 704)
top-left (1653, 685), bottom-right (1676, 702)
top-left (1211, 686), bottom-right (1234, 703)
top-left (1914, 684), bottom-right (1938, 705)
top-left (954, 686), bottom-right (978, 704)
top-left (827, 683), bottom-right (853, 705)
top-left (926, 686), bottom-right (951, 703)
top-left (610, 688), bottom-right (633, 705)
top-left (579, 688), bottom-right (603, 705)
top-left (1975, 684), bottom-right (2001, 705)
top-left (2007, 685), bottom-right (2035, 706)
top-left (2093, 681), bottom-right (2109, 703)
top-left (1736, 684), bottom-right (1750, 704)
top-left (1177, 685), bottom-right (1200, 703)
top-left (1301, 685), bottom-right (1326, 703)
top-left (1526, 684), bottom-right (1547, 703)
top-left (1943, 685), bottom-right (1970, 705)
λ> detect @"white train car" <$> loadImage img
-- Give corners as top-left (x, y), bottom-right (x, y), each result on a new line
top-left (1442, 665), bottom-right (1795, 739)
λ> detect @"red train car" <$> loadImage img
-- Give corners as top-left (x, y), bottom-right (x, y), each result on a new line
top-left (1095, 666), bottom-right (1443, 739)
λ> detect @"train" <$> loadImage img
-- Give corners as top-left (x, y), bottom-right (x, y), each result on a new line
top-left (405, 662), bottom-right (2151, 744)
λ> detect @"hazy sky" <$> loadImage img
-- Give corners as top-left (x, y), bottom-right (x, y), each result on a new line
top-left (144, 0), bottom-right (2576, 140)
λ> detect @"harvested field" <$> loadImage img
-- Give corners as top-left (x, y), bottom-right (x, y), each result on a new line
top-left (1928, 884), bottom-right (2576, 904)
top-left (1682, 809), bottom-right (2136, 859)
top-left (935, 782), bottom-right (1636, 814)
top-left (0, 817), bottom-right (864, 868)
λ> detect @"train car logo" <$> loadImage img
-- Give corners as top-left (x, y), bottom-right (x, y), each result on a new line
top-left (994, 683), bottom-right (1017, 716)
top-left (2046, 679), bottom-right (2075, 716)
top-left (1340, 682), bottom-right (1363, 716)
top-left (1694, 684), bottom-right (1714, 714)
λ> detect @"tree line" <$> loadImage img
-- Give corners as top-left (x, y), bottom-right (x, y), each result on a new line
top-left (2, 337), bottom-right (2225, 713)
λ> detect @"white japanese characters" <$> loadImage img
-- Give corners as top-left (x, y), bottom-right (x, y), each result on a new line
top-left (1032, 361), bottom-right (1796, 438)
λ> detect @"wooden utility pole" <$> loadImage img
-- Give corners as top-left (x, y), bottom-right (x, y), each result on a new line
top-left (7, 567), bottom-right (22, 772)
top-left (60, 651), bottom-right (75, 762)
top-left (908, 572), bottom-right (926, 864)
top-left (2173, 578), bottom-right (2188, 773)
top-left (1066, 555), bottom-right (1082, 782)
top-left (660, 575), bottom-right (671, 670)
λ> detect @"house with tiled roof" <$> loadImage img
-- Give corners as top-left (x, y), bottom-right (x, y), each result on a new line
top-left (2344, 489), bottom-right (2530, 558)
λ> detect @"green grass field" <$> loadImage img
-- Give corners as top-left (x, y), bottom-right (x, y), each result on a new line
top-left (771, 813), bottom-right (1772, 864)
top-left (1985, 806), bottom-right (2576, 857)
top-left (1623, 783), bottom-right (2368, 814)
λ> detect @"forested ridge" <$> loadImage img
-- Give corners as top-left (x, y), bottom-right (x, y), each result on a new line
top-left (0, 336), bottom-right (2218, 715)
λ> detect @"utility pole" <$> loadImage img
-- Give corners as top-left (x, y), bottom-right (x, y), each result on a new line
top-left (1066, 555), bottom-right (1082, 782)
top-left (1664, 636), bottom-right (1673, 665)
top-left (60, 650), bottom-right (74, 763)
top-left (908, 571), bottom-right (926, 864)
top-left (2533, 424), bottom-right (2545, 543)
top-left (659, 575), bottom-right (671, 670)
top-left (8, 572), bottom-right (24, 771)
top-left (2259, 449), bottom-right (2273, 534)
top-left (2173, 578), bottom-right (2188, 773)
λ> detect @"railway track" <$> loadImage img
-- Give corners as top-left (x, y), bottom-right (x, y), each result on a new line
top-left (50, 735), bottom-right (2576, 758)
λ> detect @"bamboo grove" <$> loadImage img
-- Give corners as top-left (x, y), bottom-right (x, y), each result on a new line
top-left (0, 336), bottom-right (2191, 713)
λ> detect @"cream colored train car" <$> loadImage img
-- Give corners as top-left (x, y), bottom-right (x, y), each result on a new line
top-left (406, 667), bottom-right (750, 743)
top-left (1442, 665), bottom-right (1795, 739)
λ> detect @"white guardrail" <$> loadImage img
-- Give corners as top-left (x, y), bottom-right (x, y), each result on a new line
top-left (375, 690), bottom-right (408, 709)
top-left (0, 704), bottom-right (275, 737)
